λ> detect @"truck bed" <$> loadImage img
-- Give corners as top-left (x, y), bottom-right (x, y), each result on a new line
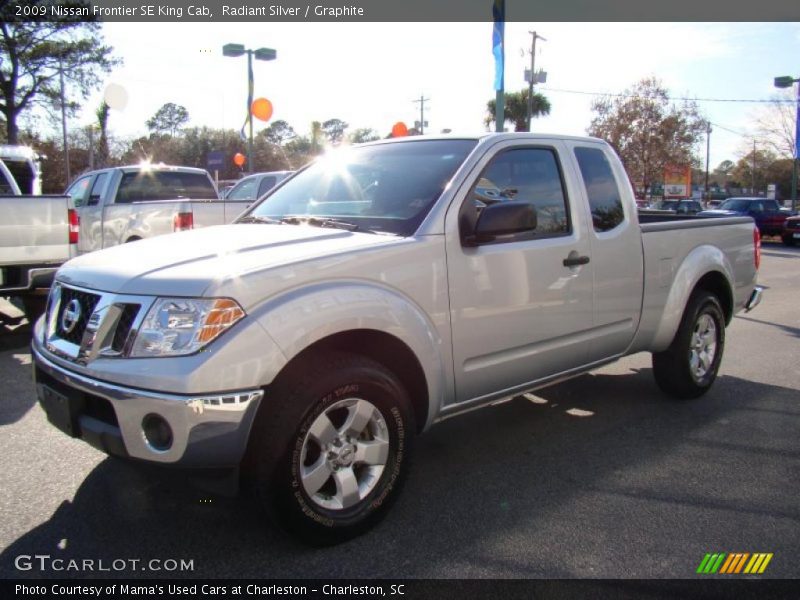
top-left (631, 214), bottom-right (756, 354)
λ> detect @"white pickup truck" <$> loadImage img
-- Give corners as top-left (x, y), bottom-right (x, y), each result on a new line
top-left (1, 159), bottom-right (77, 321)
top-left (66, 164), bottom-right (258, 253)
top-left (32, 134), bottom-right (762, 545)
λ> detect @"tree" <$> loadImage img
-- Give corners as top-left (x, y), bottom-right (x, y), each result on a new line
top-left (753, 91), bottom-right (797, 160)
top-left (730, 145), bottom-right (776, 193)
top-left (321, 118), bottom-right (348, 144)
top-left (146, 103), bottom-right (190, 136)
top-left (261, 119), bottom-right (296, 146)
top-left (587, 77), bottom-right (706, 197)
top-left (95, 101), bottom-right (110, 168)
top-left (485, 89), bottom-right (551, 131)
top-left (0, 18), bottom-right (119, 144)
top-left (348, 128), bottom-right (380, 144)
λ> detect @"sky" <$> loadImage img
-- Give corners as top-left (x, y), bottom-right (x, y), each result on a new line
top-left (59, 21), bottom-right (800, 170)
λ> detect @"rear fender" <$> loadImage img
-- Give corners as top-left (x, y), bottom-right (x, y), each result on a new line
top-left (651, 245), bottom-right (734, 352)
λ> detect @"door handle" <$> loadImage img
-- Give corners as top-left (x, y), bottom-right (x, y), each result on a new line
top-left (563, 255), bottom-right (590, 267)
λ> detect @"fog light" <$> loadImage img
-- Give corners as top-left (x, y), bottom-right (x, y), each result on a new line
top-left (142, 414), bottom-right (173, 451)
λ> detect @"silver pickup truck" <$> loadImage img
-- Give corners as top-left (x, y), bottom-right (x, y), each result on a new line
top-left (66, 164), bottom-right (254, 253)
top-left (32, 134), bottom-right (762, 545)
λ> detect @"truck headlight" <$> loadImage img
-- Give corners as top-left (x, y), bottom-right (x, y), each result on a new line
top-left (129, 298), bottom-right (245, 357)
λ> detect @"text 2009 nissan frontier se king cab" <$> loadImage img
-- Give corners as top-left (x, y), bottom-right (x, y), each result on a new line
top-left (32, 133), bottom-right (762, 544)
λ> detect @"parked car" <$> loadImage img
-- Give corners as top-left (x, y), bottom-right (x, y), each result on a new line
top-left (699, 197), bottom-right (789, 236)
top-left (652, 200), bottom-right (704, 215)
top-left (33, 133), bottom-right (762, 545)
top-left (224, 171), bottom-right (293, 202)
top-left (782, 215), bottom-right (800, 246)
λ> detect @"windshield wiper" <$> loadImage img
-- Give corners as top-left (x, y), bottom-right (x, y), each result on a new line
top-left (237, 215), bottom-right (282, 225)
top-left (280, 216), bottom-right (360, 232)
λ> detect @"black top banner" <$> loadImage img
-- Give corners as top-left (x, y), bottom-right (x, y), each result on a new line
top-left (3, 0), bottom-right (800, 22)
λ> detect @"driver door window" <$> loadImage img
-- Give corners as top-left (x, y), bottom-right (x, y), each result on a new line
top-left (461, 147), bottom-right (571, 243)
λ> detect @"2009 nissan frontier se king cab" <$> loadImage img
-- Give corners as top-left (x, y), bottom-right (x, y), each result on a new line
top-left (32, 133), bottom-right (763, 545)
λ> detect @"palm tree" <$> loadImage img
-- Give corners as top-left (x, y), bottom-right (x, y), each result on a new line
top-left (485, 89), bottom-right (551, 132)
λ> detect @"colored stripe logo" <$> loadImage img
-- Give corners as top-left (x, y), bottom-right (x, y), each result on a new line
top-left (697, 553), bottom-right (773, 574)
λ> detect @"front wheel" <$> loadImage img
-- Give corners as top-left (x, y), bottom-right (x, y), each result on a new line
top-left (249, 352), bottom-right (414, 545)
top-left (652, 291), bottom-right (726, 399)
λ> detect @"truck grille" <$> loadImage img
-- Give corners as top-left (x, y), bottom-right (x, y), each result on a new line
top-left (56, 288), bottom-right (101, 344)
top-left (111, 304), bottom-right (140, 353)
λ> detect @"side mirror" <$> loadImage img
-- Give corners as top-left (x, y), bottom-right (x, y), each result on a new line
top-left (465, 200), bottom-right (537, 246)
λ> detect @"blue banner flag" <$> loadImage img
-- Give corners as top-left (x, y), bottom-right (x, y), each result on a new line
top-left (492, 0), bottom-right (505, 91)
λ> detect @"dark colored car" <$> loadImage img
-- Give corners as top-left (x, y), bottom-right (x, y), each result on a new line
top-left (699, 197), bottom-right (789, 236)
top-left (783, 215), bottom-right (800, 246)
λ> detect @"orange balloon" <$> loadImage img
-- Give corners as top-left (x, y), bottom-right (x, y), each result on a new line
top-left (251, 97), bottom-right (273, 122)
top-left (391, 122), bottom-right (408, 137)
top-left (233, 152), bottom-right (246, 167)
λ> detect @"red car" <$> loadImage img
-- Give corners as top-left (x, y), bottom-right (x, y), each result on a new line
top-left (783, 215), bottom-right (800, 246)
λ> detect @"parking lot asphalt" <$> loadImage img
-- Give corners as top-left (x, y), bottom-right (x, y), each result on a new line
top-left (0, 241), bottom-right (798, 579)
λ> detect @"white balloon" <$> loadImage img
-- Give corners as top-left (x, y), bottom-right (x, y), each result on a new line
top-left (104, 83), bottom-right (128, 111)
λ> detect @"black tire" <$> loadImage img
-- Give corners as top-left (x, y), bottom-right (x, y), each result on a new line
top-left (21, 295), bottom-right (48, 324)
top-left (652, 291), bottom-right (726, 399)
top-left (247, 351), bottom-right (414, 546)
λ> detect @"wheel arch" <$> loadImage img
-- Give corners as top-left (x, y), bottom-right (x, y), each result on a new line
top-left (251, 281), bottom-right (447, 432)
top-left (650, 244), bottom-right (735, 352)
top-left (269, 330), bottom-right (429, 434)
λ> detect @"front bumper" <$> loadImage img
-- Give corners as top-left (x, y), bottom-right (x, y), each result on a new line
top-left (33, 347), bottom-right (263, 467)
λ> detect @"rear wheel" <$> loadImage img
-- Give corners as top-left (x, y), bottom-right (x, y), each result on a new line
top-left (652, 291), bottom-right (725, 399)
top-left (248, 352), bottom-right (414, 545)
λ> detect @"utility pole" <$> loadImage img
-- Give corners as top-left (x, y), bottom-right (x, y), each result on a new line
top-left (752, 139), bottom-right (756, 194)
top-left (704, 122), bottom-right (712, 204)
top-left (413, 95), bottom-right (429, 134)
top-left (58, 58), bottom-right (71, 185)
top-left (526, 31), bottom-right (546, 132)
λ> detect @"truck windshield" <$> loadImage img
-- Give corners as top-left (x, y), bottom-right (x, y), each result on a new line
top-left (247, 139), bottom-right (477, 236)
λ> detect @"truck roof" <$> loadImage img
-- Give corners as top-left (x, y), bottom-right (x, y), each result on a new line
top-left (360, 131), bottom-right (608, 146)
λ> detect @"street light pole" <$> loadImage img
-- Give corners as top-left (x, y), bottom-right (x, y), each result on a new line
top-left (774, 74), bottom-right (799, 211)
top-left (526, 31), bottom-right (546, 132)
top-left (247, 50), bottom-right (254, 173)
top-left (223, 43), bottom-right (276, 174)
top-left (704, 121), bottom-right (712, 204)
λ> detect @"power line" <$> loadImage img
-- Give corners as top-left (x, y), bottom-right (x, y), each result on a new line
top-left (538, 86), bottom-right (796, 104)
top-left (709, 121), bottom-right (749, 137)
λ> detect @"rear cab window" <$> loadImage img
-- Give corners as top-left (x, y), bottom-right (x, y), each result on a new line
top-left (574, 146), bottom-right (625, 232)
top-left (115, 170), bottom-right (217, 203)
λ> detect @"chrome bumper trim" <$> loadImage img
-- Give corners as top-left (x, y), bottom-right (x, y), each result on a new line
top-left (33, 346), bottom-right (263, 466)
top-left (745, 286), bottom-right (764, 312)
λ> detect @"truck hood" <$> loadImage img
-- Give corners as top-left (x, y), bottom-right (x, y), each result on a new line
top-left (57, 224), bottom-right (398, 303)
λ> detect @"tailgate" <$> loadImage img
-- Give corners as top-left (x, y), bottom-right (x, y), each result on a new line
top-left (0, 194), bottom-right (74, 266)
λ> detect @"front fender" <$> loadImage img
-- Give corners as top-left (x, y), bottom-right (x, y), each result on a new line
top-left (651, 244), bottom-right (734, 352)
top-left (251, 280), bottom-right (446, 430)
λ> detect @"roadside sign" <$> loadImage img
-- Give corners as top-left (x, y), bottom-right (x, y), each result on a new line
top-left (207, 151), bottom-right (225, 170)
